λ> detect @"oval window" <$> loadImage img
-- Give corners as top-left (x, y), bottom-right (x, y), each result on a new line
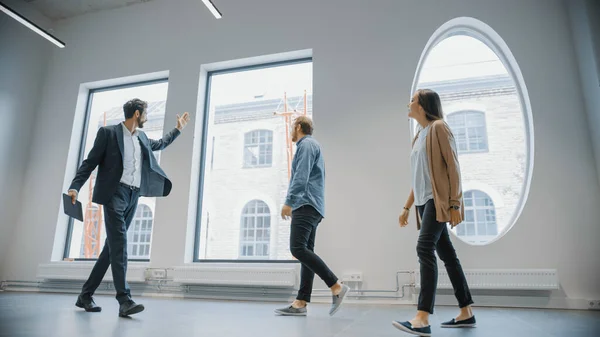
top-left (412, 18), bottom-right (534, 245)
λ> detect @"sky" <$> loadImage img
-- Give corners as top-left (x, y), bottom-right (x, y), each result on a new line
top-left (209, 62), bottom-right (313, 106)
top-left (418, 35), bottom-right (508, 83)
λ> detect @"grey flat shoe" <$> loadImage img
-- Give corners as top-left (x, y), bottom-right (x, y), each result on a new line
top-left (274, 305), bottom-right (307, 316)
top-left (329, 284), bottom-right (350, 316)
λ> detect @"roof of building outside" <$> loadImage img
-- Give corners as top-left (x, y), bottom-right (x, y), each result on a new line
top-left (418, 74), bottom-right (514, 96)
top-left (98, 73), bottom-right (514, 126)
top-left (214, 94), bottom-right (313, 124)
top-left (98, 101), bottom-right (167, 130)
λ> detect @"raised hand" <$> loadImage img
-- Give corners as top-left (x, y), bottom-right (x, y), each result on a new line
top-left (176, 112), bottom-right (191, 131)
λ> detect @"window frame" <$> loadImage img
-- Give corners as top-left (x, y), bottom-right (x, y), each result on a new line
top-left (193, 57), bottom-right (312, 263)
top-left (238, 200), bottom-right (271, 259)
top-left (63, 78), bottom-right (168, 262)
top-left (457, 190), bottom-right (498, 239)
top-left (410, 17), bottom-right (534, 246)
top-left (446, 110), bottom-right (489, 154)
top-left (127, 204), bottom-right (154, 259)
top-left (243, 129), bottom-right (274, 168)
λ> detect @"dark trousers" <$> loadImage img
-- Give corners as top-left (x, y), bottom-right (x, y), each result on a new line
top-left (416, 199), bottom-right (473, 314)
top-left (81, 184), bottom-right (139, 304)
top-left (290, 205), bottom-right (338, 302)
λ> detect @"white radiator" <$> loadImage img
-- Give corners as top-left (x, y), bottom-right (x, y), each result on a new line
top-left (415, 269), bottom-right (558, 290)
top-left (37, 262), bottom-right (147, 282)
top-left (171, 265), bottom-right (297, 287)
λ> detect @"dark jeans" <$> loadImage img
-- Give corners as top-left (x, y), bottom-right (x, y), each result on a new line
top-left (416, 199), bottom-right (473, 314)
top-left (81, 183), bottom-right (139, 304)
top-left (290, 205), bottom-right (338, 302)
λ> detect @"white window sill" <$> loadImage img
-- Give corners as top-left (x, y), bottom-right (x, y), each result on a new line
top-left (171, 263), bottom-right (298, 287)
top-left (37, 261), bottom-right (149, 282)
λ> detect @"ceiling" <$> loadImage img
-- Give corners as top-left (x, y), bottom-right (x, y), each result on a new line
top-left (20, 0), bottom-right (154, 21)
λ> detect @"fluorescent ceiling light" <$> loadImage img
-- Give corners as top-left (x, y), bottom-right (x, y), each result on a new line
top-left (202, 0), bottom-right (222, 19)
top-left (0, 2), bottom-right (65, 48)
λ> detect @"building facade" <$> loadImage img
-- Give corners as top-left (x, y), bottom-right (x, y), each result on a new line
top-left (73, 101), bottom-right (166, 259)
top-left (74, 74), bottom-right (524, 259)
top-left (198, 95), bottom-right (312, 260)
top-left (418, 74), bottom-right (526, 244)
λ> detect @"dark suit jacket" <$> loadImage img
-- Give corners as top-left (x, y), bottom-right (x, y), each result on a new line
top-left (69, 123), bottom-right (181, 205)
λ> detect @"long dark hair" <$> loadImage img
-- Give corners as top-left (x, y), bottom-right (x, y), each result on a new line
top-left (417, 89), bottom-right (444, 121)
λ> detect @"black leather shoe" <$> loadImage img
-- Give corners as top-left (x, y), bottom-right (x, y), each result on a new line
top-left (75, 295), bottom-right (102, 312)
top-left (119, 300), bottom-right (144, 317)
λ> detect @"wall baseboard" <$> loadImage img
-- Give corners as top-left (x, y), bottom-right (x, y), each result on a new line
top-left (1, 279), bottom-right (593, 310)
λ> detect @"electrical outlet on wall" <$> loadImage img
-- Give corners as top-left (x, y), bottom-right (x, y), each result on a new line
top-left (146, 268), bottom-right (168, 279)
top-left (341, 272), bottom-right (363, 283)
top-left (588, 300), bottom-right (600, 310)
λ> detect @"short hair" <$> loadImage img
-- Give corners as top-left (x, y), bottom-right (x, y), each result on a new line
top-left (123, 98), bottom-right (148, 119)
top-left (294, 116), bottom-right (313, 135)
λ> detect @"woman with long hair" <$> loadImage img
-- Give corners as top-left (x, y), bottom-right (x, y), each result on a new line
top-left (393, 89), bottom-right (476, 336)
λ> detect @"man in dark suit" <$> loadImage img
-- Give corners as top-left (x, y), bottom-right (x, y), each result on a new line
top-left (67, 98), bottom-right (190, 317)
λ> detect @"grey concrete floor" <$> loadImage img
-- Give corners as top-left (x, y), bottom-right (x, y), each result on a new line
top-left (1, 292), bottom-right (599, 336)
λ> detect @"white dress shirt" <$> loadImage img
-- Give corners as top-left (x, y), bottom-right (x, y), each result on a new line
top-left (411, 124), bottom-right (434, 206)
top-left (120, 123), bottom-right (143, 188)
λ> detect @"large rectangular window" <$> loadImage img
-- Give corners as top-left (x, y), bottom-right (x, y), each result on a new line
top-left (196, 58), bottom-right (313, 261)
top-left (64, 79), bottom-right (168, 261)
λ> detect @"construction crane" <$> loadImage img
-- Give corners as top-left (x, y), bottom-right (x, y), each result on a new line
top-left (274, 90), bottom-right (308, 180)
top-left (82, 111), bottom-right (106, 258)
top-left (82, 176), bottom-right (103, 258)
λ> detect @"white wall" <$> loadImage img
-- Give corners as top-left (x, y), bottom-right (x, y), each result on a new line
top-left (3, 0), bottom-right (600, 304)
top-left (569, 0), bottom-right (600, 187)
top-left (0, 0), bottom-right (53, 281)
